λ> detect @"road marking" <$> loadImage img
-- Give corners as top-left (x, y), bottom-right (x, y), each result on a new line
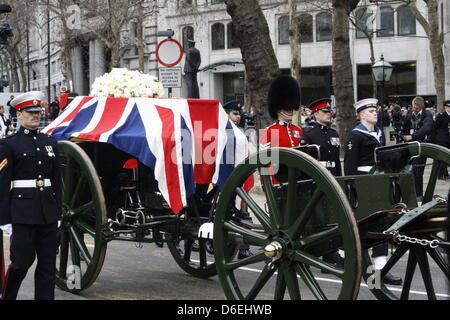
top-left (236, 265), bottom-right (450, 299)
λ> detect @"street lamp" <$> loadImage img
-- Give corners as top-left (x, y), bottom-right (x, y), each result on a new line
top-left (371, 54), bottom-right (393, 107)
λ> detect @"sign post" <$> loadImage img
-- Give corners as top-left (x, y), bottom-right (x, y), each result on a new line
top-left (155, 38), bottom-right (184, 98)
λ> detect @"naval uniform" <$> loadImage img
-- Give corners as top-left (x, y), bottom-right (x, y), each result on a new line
top-left (0, 126), bottom-right (62, 300)
top-left (343, 124), bottom-right (382, 176)
top-left (300, 123), bottom-right (342, 176)
top-left (344, 124), bottom-right (388, 258)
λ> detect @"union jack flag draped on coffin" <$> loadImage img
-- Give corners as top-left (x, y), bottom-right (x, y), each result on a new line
top-left (42, 97), bottom-right (249, 214)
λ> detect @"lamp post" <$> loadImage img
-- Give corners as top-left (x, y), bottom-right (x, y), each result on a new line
top-left (371, 54), bottom-right (393, 107)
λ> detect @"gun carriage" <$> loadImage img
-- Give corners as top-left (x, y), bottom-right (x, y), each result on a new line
top-left (48, 97), bottom-right (449, 300)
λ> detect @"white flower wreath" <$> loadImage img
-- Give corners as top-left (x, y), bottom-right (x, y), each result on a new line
top-left (90, 68), bottom-right (165, 98)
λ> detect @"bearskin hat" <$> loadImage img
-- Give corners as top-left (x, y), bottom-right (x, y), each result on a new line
top-left (267, 75), bottom-right (301, 119)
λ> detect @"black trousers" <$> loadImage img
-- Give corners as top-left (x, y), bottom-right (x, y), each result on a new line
top-left (412, 155), bottom-right (427, 197)
top-left (1, 223), bottom-right (57, 300)
top-left (372, 242), bottom-right (388, 258)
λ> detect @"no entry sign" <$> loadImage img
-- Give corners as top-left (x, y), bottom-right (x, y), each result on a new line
top-left (155, 38), bottom-right (184, 67)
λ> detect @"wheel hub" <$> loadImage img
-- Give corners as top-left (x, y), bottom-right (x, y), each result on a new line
top-left (264, 241), bottom-right (283, 260)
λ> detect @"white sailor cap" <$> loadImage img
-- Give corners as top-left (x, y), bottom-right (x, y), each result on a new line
top-left (354, 98), bottom-right (378, 113)
top-left (10, 91), bottom-right (45, 112)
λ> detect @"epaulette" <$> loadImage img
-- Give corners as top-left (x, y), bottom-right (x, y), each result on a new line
top-left (302, 125), bottom-right (314, 132)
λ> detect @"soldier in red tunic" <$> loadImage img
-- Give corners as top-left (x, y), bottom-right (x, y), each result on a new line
top-left (260, 75), bottom-right (303, 151)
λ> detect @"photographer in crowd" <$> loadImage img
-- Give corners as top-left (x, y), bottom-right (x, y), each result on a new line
top-left (402, 96), bottom-right (433, 200)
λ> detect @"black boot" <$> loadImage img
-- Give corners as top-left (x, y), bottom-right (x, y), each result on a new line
top-left (383, 272), bottom-right (403, 285)
top-left (322, 251), bottom-right (344, 273)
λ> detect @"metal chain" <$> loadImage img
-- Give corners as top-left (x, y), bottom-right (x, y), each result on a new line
top-left (384, 230), bottom-right (440, 249)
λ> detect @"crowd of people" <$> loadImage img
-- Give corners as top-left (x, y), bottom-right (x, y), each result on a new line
top-left (226, 75), bottom-right (449, 286)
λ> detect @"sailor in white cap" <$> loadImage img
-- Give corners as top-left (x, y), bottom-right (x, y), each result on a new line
top-left (343, 98), bottom-right (402, 285)
top-left (0, 91), bottom-right (62, 300)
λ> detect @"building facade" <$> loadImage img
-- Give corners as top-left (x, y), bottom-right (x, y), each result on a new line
top-left (4, 0), bottom-right (450, 107)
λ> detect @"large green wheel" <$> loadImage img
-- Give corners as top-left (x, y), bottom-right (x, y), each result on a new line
top-left (214, 148), bottom-right (362, 300)
top-left (56, 140), bottom-right (108, 293)
top-left (363, 143), bottom-right (450, 300)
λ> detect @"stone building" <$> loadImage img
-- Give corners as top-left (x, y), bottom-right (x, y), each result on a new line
top-left (3, 0), bottom-right (450, 106)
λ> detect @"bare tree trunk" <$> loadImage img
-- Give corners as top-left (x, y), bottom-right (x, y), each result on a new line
top-left (14, 47), bottom-right (27, 92)
top-left (224, 0), bottom-right (280, 129)
top-left (289, 0), bottom-right (301, 126)
top-left (408, 0), bottom-right (445, 112)
top-left (423, 0), bottom-right (444, 112)
top-left (6, 48), bottom-right (20, 92)
top-left (332, 0), bottom-right (360, 140)
top-left (136, 1), bottom-right (145, 72)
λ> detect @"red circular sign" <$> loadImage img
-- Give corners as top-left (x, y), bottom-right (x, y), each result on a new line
top-left (155, 38), bottom-right (184, 67)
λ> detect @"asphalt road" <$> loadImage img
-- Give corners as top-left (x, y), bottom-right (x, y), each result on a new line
top-left (1, 157), bottom-right (448, 300)
top-left (2, 231), bottom-right (449, 300)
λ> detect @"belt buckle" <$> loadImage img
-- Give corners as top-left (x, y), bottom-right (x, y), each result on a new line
top-left (36, 179), bottom-right (45, 188)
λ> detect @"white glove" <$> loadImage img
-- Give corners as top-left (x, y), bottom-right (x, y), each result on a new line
top-left (58, 220), bottom-right (61, 228)
top-left (0, 224), bottom-right (12, 235)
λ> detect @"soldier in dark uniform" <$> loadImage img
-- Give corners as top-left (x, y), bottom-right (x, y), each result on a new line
top-left (0, 91), bottom-right (62, 300)
top-left (301, 98), bottom-right (342, 176)
top-left (300, 98), bottom-right (343, 268)
top-left (222, 100), bottom-right (254, 259)
top-left (431, 100), bottom-right (450, 180)
top-left (344, 98), bottom-right (402, 285)
top-left (223, 99), bottom-right (243, 127)
top-left (401, 96), bottom-right (433, 199)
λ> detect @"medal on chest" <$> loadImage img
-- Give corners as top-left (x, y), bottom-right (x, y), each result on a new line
top-left (46, 145), bottom-right (55, 157)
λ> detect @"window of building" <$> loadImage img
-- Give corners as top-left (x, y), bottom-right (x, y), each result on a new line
top-left (227, 22), bottom-right (239, 49)
top-left (398, 5), bottom-right (416, 36)
top-left (223, 72), bottom-right (245, 103)
top-left (211, 23), bottom-right (225, 50)
top-left (278, 16), bottom-right (290, 45)
top-left (357, 61), bottom-right (417, 101)
top-left (182, 26), bottom-right (194, 52)
top-left (378, 6), bottom-right (394, 37)
top-left (298, 13), bottom-right (313, 43)
top-left (355, 7), bottom-right (373, 38)
top-left (178, 0), bottom-right (195, 7)
top-left (280, 67), bottom-right (332, 105)
top-left (316, 12), bottom-right (332, 41)
top-left (210, 0), bottom-right (224, 4)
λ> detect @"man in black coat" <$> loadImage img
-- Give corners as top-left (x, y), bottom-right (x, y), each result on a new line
top-left (431, 100), bottom-right (450, 179)
top-left (301, 98), bottom-right (342, 176)
top-left (0, 91), bottom-right (62, 300)
top-left (402, 96), bottom-right (434, 199)
top-left (301, 98), bottom-right (343, 268)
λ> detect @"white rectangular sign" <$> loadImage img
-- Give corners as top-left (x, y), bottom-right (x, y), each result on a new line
top-left (159, 67), bottom-right (182, 88)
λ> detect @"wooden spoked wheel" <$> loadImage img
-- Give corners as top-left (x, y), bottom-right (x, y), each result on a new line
top-left (214, 148), bottom-right (362, 300)
top-left (167, 187), bottom-right (237, 279)
top-left (363, 143), bottom-right (450, 300)
top-left (56, 140), bottom-right (108, 293)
